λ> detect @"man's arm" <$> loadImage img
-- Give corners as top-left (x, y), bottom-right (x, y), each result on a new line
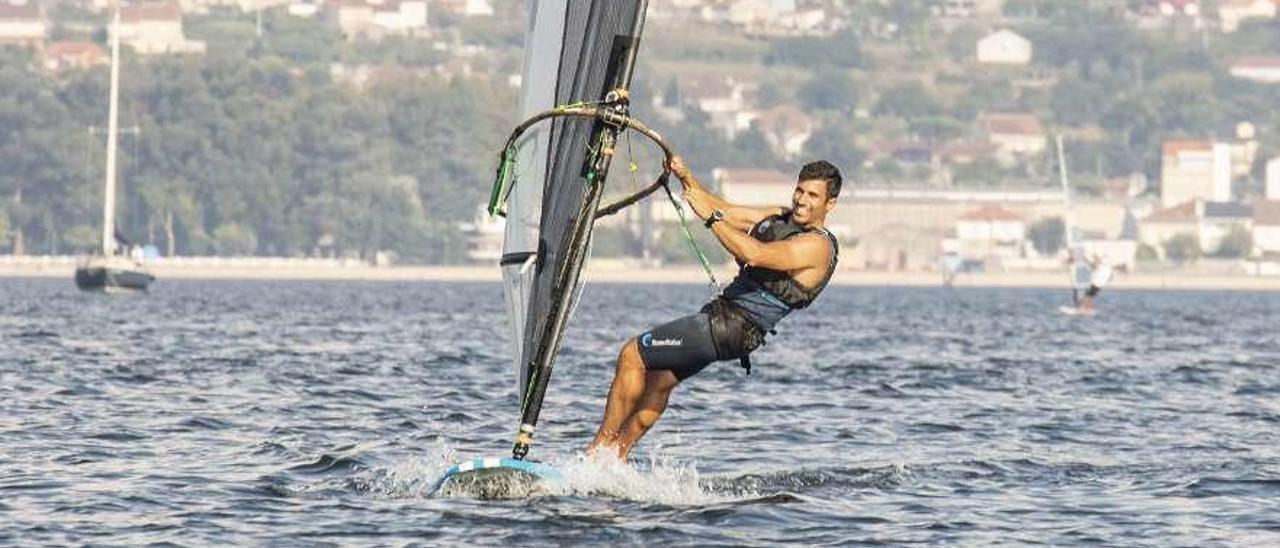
top-left (669, 156), bottom-right (784, 231)
top-left (707, 223), bottom-right (831, 272)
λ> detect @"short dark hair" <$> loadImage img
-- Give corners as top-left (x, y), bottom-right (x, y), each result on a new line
top-left (798, 160), bottom-right (842, 199)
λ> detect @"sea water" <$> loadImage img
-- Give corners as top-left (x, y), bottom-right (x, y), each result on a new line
top-left (2, 279), bottom-right (1277, 545)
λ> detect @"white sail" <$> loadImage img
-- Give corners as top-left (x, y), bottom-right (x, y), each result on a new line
top-left (502, 0), bottom-right (568, 401)
top-left (1055, 135), bottom-right (1088, 302)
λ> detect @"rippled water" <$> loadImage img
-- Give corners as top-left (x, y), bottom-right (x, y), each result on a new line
top-left (2, 278), bottom-right (1278, 545)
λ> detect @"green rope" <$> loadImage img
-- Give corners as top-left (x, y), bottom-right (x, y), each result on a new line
top-left (625, 131), bottom-right (719, 290)
top-left (661, 181), bottom-right (719, 290)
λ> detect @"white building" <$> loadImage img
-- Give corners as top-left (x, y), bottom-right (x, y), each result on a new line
top-left (1218, 0), bottom-right (1277, 32)
top-left (458, 206), bottom-right (503, 263)
top-left (1139, 199), bottom-right (1256, 255)
top-left (1139, 200), bottom-right (1200, 257)
top-left (287, 2), bottom-right (320, 17)
top-left (976, 29), bottom-right (1031, 65)
top-left (979, 112), bottom-right (1045, 162)
top-left (954, 204), bottom-right (1025, 243)
top-left (119, 2), bottom-right (206, 55)
top-left (373, 1), bottom-right (426, 32)
top-left (1253, 200), bottom-right (1280, 256)
top-left (949, 204), bottom-right (1026, 262)
top-left (679, 75), bottom-right (749, 116)
top-left (0, 3), bottom-right (45, 47)
top-left (326, 0), bottom-right (428, 41)
top-left (1159, 140), bottom-right (1232, 207)
top-left (436, 0), bottom-right (494, 17)
top-left (1201, 201), bottom-right (1252, 253)
top-left (1230, 56), bottom-right (1280, 83)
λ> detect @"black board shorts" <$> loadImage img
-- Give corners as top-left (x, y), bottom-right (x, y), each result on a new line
top-left (636, 312), bottom-right (720, 381)
top-left (1086, 285), bottom-right (1101, 297)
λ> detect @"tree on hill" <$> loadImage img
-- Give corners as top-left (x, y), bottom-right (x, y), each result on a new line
top-left (873, 82), bottom-right (942, 120)
top-left (1027, 216), bottom-right (1065, 256)
top-left (798, 72), bottom-right (858, 114)
top-left (908, 116), bottom-right (966, 144)
top-left (1050, 79), bottom-right (1107, 127)
top-left (1163, 233), bottom-right (1201, 264)
top-left (803, 124), bottom-right (864, 175)
top-left (1212, 225), bottom-right (1254, 259)
top-left (764, 29), bottom-right (864, 69)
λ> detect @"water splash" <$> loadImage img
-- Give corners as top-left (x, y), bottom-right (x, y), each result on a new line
top-left (550, 451), bottom-right (738, 505)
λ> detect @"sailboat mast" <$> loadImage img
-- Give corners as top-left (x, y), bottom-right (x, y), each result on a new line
top-left (101, 2), bottom-right (121, 256)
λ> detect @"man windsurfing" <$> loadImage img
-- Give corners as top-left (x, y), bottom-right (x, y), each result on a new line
top-left (1077, 253), bottom-right (1112, 313)
top-left (589, 157), bottom-right (842, 458)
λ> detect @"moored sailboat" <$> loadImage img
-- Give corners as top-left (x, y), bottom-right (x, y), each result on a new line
top-left (75, 1), bottom-right (154, 293)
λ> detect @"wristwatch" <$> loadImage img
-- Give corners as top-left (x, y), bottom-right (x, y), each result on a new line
top-left (704, 209), bottom-right (725, 228)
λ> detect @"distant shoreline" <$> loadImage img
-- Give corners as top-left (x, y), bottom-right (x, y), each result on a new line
top-left (2, 256), bottom-right (1278, 290)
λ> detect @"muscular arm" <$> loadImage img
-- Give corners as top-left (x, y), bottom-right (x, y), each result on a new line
top-left (669, 156), bottom-right (785, 231)
top-left (708, 224), bottom-right (831, 272)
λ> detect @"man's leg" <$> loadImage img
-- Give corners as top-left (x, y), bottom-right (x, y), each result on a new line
top-left (614, 370), bottom-right (680, 459)
top-left (589, 339), bottom-right (645, 453)
top-left (1081, 286), bottom-right (1098, 311)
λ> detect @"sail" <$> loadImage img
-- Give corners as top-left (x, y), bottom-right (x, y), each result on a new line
top-left (1055, 135), bottom-right (1088, 303)
top-left (501, 0), bottom-right (650, 458)
top-left (501, 0), bottom-right (566, 401)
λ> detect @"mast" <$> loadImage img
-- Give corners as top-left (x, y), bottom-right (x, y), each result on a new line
top-left (1055, 135), bottom-right (1079, 305)
top-left (101, 1), bottom-right (122, 257)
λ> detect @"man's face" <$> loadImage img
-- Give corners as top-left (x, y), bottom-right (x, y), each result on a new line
top-left (790, 178), bottom-right (835, 225)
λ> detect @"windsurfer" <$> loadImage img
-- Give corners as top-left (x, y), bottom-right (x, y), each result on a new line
top-left (1077, 254), bottom-right (1112, 312)
top-left (588, 157), bottom-right (843, 459)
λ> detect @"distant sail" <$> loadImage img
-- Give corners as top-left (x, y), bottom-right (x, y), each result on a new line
top-left (501, 0), bottom-right (650, 459)
top-left (1056, 135), bottom-right (1088, 304)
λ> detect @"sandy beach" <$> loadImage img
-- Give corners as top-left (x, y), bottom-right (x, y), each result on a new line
top-left (2, 255), bottom-right (1277, 290)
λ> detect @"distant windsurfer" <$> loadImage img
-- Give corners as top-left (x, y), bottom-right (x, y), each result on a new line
top-left (589, 157), bottom-right (842, 459)
top-left (1077, 254), bottom-right (1112, 313)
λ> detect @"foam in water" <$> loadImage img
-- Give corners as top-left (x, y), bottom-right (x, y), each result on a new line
top-left (364, 443), bottom-right (758, 504)
top-left (357, 440), bottom-right (461, 499)
top-left (550, 451), bottom-right (745, 505)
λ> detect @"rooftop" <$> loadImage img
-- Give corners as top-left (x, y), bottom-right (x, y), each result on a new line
top-left (1204, 201), bottom-right (1252, 219)
top-left (1144, 200), bottom-right (1199, 223)
top-left (981, 113), bottom-right (1043, 136)
top-left (958, 204), bottom-right (1023, 222)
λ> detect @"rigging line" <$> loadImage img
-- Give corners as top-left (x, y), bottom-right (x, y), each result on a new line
top-left (618, 130), bottom-right (715, 290)
top-left (661, 181), bottom-right (720, 290)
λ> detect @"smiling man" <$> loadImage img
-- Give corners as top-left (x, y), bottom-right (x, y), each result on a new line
top-left (589, 157), bottom-right (842, 459)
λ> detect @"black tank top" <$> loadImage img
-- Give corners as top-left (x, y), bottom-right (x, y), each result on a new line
top-left (736, 211), bottom-right (839, 309)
